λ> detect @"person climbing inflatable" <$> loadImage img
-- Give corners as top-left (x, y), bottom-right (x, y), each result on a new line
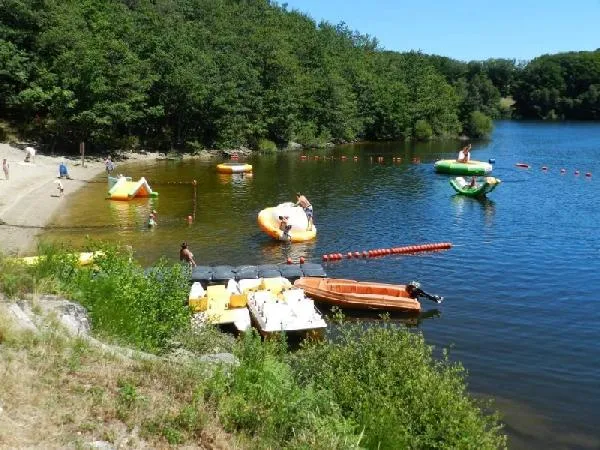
top-left (257, 202), bottom-right (317, 242)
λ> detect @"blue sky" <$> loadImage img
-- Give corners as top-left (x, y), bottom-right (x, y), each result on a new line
top-left (282, 0), bottom-right (599, 62)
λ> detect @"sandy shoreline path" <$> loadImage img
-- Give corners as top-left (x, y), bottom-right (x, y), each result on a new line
top-left (0, 143), bottom-right (161, 256)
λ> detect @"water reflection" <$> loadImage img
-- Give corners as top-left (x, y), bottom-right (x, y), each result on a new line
top-left (217, 172), bottom-right (253, 186)
top-left (451, 195), bottom-right (496, 227)
top-left (259, 238), bottom-right (318, 262)
top-left (108, 198), bottom-right (157, 229)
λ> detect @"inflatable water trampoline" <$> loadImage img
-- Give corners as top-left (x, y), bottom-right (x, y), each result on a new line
top-left (258, 202), bottom-right (316, 242)
top-left (434, 159), bottom-right (493, 176)
top-left (216, 162), bottom-right (253, 174)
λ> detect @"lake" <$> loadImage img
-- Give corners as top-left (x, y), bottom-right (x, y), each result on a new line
top-left (43, 121), bottom-right (600, 449)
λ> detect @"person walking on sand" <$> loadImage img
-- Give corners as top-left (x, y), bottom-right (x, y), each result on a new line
top-left (56, 180), bottom-right (64, 197)
top-left (179, 242), bottom-right (196, 267)
top-left (2, 159), bottom-right (9, 180)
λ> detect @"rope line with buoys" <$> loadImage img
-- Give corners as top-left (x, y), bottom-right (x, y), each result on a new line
top-left (515, 163), bottom-right (592, 177)
top-left (85, 179), bottom-right (198, 185)
top-left (321, 242), bottom-right (452, 262)
top-left (299, 155), bottom-right (422, 163)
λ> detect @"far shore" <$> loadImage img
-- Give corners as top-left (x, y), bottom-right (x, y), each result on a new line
top-left (0, 144), bottom-right (183, 256)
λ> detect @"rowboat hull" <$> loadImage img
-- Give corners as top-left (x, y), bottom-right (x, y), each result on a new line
top-left (294, 278), bottom-right (421, 312)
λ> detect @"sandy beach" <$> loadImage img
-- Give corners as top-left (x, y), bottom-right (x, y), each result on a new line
top-left (0, 143), bottom-right (164, 256)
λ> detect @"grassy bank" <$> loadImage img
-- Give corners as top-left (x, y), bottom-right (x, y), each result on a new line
top-left (0, 244), bottom-right (507, 449)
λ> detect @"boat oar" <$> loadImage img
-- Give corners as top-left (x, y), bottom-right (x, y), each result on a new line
top-left (406, 282), bottom-right (444, 304)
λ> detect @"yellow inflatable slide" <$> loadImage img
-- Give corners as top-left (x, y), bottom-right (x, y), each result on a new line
top-left (107, 176), bottom-right (159, 201)
top-left (258, 202), bottom-right (316, 242)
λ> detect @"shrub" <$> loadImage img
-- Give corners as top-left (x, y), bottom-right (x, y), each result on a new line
top-left (206, 330), bottom-right (360, 449)
top-left (414, 119), bottom-right (433, 141)
top-left (289, 321), bottom-right (507, 449)
top-left (19, 242), bottom-right (191, 352)
top-left (185, 140), bottom-right (204, 154)
top-left (466, 111), bottom-right (494, 138)
top-left (257, 138), bottom-right (277, 154)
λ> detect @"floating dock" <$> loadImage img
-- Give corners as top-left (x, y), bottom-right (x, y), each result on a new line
top-left (190, 263), bottom-right (327, 283)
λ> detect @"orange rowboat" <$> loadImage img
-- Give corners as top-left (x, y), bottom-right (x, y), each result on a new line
top-left (294, 278), bottom-right (443, 313)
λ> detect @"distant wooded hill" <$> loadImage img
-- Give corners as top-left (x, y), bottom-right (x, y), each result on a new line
top-left (0, 0), bottom-right (598, 152)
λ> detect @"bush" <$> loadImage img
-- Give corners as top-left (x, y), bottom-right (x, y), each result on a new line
top-left (466, 111), bottom-right (494, 138)
top-left (414, 119), bottom-right (433, 141)
top-left (15, 243), bottom-right (191, 352)
top-left (185, 140), bottom-right (204, 154)
top-left (290, 321), bottom-right (507, 449)
top-left (257, 138), bottom-right (277, 154)
top-left (206, 331), bottom-right (360, 449)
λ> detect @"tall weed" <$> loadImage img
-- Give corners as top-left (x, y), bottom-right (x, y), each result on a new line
top-left (206, 330), bottom-right (361, 449)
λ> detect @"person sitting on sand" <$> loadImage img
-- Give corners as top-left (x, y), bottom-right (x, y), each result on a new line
top-left (457, 144), bottom-right (471, 163)
top-left (179, 242), bottom-right (196, 267)
top-left (58, 162), bottom-right (71, 179)
top-left (295, 192), bottom-right (314, 231)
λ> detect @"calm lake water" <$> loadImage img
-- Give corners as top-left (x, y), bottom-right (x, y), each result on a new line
top-left (43, 121), bottom-right (600, 449)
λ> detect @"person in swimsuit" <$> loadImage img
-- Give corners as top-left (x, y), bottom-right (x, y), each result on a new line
top-left (279, 215), bottom-right (292, 241)
top-left (295, 192), bottom-right (314, 230)
top-left (179, 242), bottom-right (196, 267)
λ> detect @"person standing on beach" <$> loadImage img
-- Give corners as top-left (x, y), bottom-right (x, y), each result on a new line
top-left (105, 155), bottom-right (115, 175)
top-left (2, 159), bottom-right (9, 180)
top-left (56, 180), bottom-right (64, 197)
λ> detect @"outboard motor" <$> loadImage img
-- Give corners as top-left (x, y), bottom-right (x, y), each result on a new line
top-left (406, 281), bottom-right (444, 304)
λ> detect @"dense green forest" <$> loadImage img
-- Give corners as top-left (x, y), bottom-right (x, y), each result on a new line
top-left (0, 0), bottom-right (598, 153)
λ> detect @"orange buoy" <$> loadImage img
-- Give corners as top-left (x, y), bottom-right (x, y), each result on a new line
top-left (347, 252), bottom-right (353, 259)
top-left (187, 215), bottom-right (193, 223)
top-left (299, 256), bottom-right (305, 264)
top-left (286, 258), bottom-right (292, 265)
top-left (362, 251), bottom-right (367, 257)
top-left (354, 251), bottom-right (360, 258)
top-left (322, 255), bottom-right (328, 261)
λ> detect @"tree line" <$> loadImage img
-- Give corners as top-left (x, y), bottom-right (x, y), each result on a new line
top-left (0, 0), bottom-right (598, 153)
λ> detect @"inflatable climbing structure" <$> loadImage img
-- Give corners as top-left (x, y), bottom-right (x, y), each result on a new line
top-left (107, 176), bottom-right (159, 201)
top-left (258, 202), bottom-right (316, 242)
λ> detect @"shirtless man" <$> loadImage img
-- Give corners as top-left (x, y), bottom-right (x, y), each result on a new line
top-left (179, 242), bottom-right (196, 267)
top-left (295, 192), bottom-right (314, 230)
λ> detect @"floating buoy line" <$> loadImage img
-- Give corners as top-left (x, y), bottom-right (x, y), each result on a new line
top-left (320, 242), bottom-right (452, 262)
